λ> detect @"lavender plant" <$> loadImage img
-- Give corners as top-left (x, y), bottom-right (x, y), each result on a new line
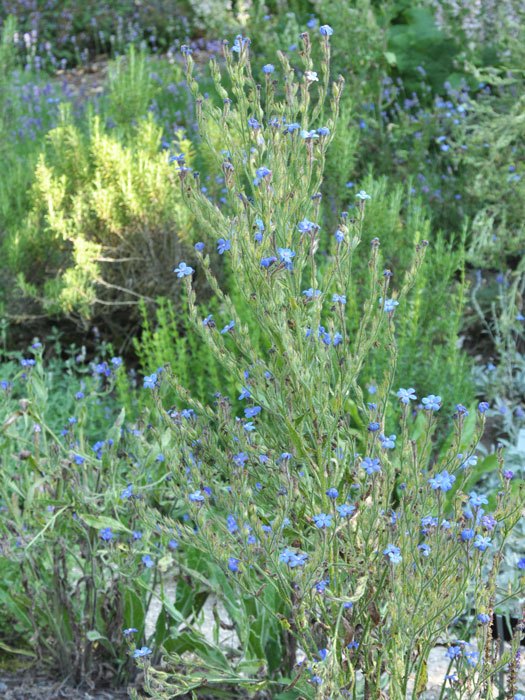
top-left (133, 31), bottom-right (523, 699)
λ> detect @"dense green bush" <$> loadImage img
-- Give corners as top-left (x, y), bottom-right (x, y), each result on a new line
top-left (8, 111), bottom-right (194, 329)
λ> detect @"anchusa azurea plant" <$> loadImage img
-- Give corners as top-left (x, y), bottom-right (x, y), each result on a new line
top-left (133, 31), bottom-right (523, 699)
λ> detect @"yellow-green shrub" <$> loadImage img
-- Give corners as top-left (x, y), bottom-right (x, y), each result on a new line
top-left (9, 109), bottom-right (194, 328)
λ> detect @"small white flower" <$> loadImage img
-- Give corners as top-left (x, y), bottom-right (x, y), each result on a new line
top-left (356, 190), bottom-right (371, 201)
top-left (305, 70), bottom-right (319, 82)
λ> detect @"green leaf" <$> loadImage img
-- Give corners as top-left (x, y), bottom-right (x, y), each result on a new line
top-left (79, 514), bottom-right (132, 533)
top-left (384, 51), bottom-right (397, 66)
top-left (86, 629), bottom-right (106, 641)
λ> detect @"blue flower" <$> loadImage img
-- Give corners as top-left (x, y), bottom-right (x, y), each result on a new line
top-left (334, 229), bottom-right (345, 243)
top-left (20, 358), bottom-right (36, 367)
top-left (221, 320), bottom-right (235, 334)
top-left (332, 293), bottom-right (346, 304)
top-left (248, 116), bottom-right (260, 129)
top-left (381, 298), bottom-right (399, 313)
top-left (133, 646), bottom-right (152, 658)
top-left (194, 241), bottom-right (205, 252)
top-left (263, 64), bottom-right (275, 74)
top-left (355, 190), bottom-right (371, 201)
top-left (99, 528), bottom-right (114, 541)
top-left (238, 387), bottom-right (251, 400)
top-left (418, 544), bottom-right (431, 556)
top-left (461, 528), bottom-right (475, 542)
top-left (474, 535), bottom-right (491, 552)
top-left (298, 219), bottom-right (317, 234)
top-left (383, 544), bottom-right (402, 564)
top-left (477, 613), bottom-right (490, 624)
top-left (231, 34), bottom-right (250, 53)
top-left (279, 548), bottom-right (308, 568)
top-left (422, 394), bottom-right (441, 411)
top-left (233, 452), bottom-right (249, 466)
top-left (260, 256), bottom-right (277, 268)
top-left (244, 406), bottom-right (262, 418)
top-left (317, 126), bottom-right (330, 136)
top-left (226, 515), bottom-right (238, 533)
top-left (228, 557), bottom-right (240, 572)
top-left (468, 491), bottom-right (488, 508)
top-left (189, 490), bottom-right (205, 502)
top-left (446, 646), bottom-right (462, 660)
top-left (478, 401), bottom-right (490, 414)
top-left (337, 503), bottom-right (356, 517)
top-left (397, 387), bottom-right (417, 404)
top-left (326, 487), bottom-right (339, 499)
top-left (123, 628), bottom-right (138, 636)
top-left (367, 421), bottom-right (380, 432)
top-left (142, 555), bottom-right (154, 568)
top-left (454, 404), bottom-right (469, 417)
top-left (362, 457), bottom-right (381, 475)
top-left (217, 238), bottom-right (231, 255)
top-left (277, 247), bottom-right (295, 269)
top-left (319, 24), bottom-right (333, 36)
top-left (143, 373), bottom-right (158, 389)
top-left (380, 434), bottom-right (396, 449)
top-left (173, 262), bottom-right (194, 277)
top-left (428, 470), bottom-right (455, 492)
top-left (121, 484), bottom-right (133, 499)
top-left (303, 288), bottom-right (322, 299)
top-left (313, 513), bottom-right (333, 529)
top-left (73, 454), bottom-right (85, 465)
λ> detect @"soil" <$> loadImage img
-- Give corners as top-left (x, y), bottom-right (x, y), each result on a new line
top-left (0, 672), bottom-right (131, 700)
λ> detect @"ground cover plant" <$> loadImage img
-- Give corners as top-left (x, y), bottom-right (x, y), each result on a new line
top-left (0, 2), bottom-right (524, 699)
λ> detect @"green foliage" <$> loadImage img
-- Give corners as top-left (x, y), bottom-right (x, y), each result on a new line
top-left (7, 109), bottom-right (194, 330)
top-left (132, 40), bottom-right (523, 698)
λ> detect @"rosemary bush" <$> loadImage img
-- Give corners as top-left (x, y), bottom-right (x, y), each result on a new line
top-left (130, 31), bottom-right (523, 699)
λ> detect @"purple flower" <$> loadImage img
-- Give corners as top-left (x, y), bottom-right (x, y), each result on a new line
top-left (478, 401), bottom-right (490, 414)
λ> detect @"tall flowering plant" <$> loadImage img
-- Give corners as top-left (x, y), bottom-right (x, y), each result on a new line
top-left (139, 30), bottom-right (524, 700)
